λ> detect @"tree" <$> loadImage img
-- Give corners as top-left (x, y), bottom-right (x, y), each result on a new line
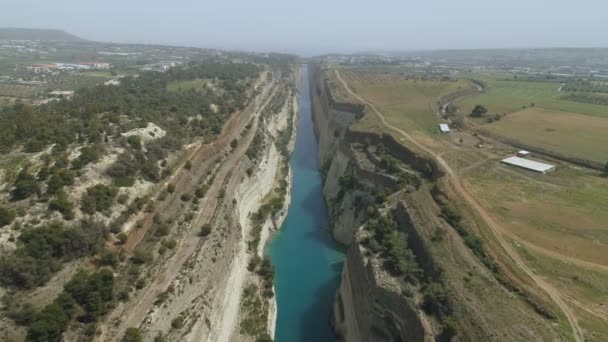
top-left (0, 206), bottom-right (16, 227)
top-left (122, 327), bottom-right (142, 342)
top-left (470, 105), bottom-right (488, 118)
top-left (11, 169), bottom-right (39, 200)
top-left (604, 161), bottom-right (608, 174)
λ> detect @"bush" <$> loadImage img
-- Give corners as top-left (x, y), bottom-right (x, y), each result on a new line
top-left (470, 104), bottom-right (488, 117)
top-left (167, 184), bottom-right (175, 194)
top-left (184, 160), bottom-right (192, 171)
top-left (81, 184), bottom-right (117, 214)
top-left (200, 224), bottom-right (212, 237)
top-left (0, 206), bottom-right (16, 227)
top-left (116, 232), bottom-right (127, 245)
top-left (171, 316), bottom-right (184, 329)
top-left (48, 193), bottom-right (75, 220)
top-left (72, 144), bottom-right (104, 169)
top-left (123, 327), bottom-right (142, 342)
top-left (11, 170), bottom-right (39, 200)
top-left (422, 282), bottom-right (450, 316)
top-left (46, 169), bottom-right (75, 194)
top-left (126, 135), bottom-right (142, 150)
top-left (0, 221), bottom-right (107, 288)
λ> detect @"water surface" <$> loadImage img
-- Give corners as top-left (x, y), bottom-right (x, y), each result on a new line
top-left (268, 64), bottom-right (345, 342)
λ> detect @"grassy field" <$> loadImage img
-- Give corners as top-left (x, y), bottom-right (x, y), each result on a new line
top-left (485, 108), bottom-right (608, 163)
top-left (463, 161), bottom-right (608, 266)
top-left (167, 79), bottom-right (208, 92)
top-left (341, 70), bottom-right (470, 140)
top-left (457, 74), bottom-right (608, 118)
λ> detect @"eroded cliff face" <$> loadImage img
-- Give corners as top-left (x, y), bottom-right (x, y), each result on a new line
top-left (309, 64), bottom-right (561, 342)
top-left (309, 64), bottom-right (437, 341)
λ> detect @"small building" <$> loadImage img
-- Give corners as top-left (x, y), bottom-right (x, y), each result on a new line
top-left (49, 90), bottom-right (75, 99)
top-left (517, 150), bottom-right (531, 158)
top-left (439, 123), bottom-right (450, 133)
top-left (501, 156), bottom-right (555, 174)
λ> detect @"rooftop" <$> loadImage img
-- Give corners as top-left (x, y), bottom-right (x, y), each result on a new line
top-left (501, 156), bottom-right (555, 173)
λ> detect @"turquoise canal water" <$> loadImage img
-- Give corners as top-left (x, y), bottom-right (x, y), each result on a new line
top-left (268, 65), bottom-right (345, 342)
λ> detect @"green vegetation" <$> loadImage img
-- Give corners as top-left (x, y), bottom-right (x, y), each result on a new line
top-left (122, 328), bottom-right (143, 342)
top-left (561, 92), bottom-right (608, 106)
top-left (0, 221), bottom-right (107, 288)
top-left (0, 62), bottom-right (259, 154)
top-left (0, 206), bottom-right (16, 227)
top-left (457, 75), bottom-right (608, 118)
top-left (470, 104), bottom-right (488, 117)
top-left (364, 213), bottom-right (421, 282)
top-left (11, 169), bottom-right (39, 200)
top-left (48, 192), bottom-right (75, 220)
top-left (26, 269), bottom-right (114, 341)
top-left (81, 184), bottom-right (117, 215)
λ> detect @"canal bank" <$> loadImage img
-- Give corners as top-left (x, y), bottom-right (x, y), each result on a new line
top-left (268, 64), bottom-right (345, 342)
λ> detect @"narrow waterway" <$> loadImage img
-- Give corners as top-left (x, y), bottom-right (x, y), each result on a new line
top-left (268, 64), bottom-right (345, 342)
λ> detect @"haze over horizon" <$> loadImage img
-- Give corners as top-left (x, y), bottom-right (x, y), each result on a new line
top-left (1, 0), bottom-right (606, 55)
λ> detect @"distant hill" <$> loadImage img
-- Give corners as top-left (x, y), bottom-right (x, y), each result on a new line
top-left (0, 28), bottom-right (85, 42)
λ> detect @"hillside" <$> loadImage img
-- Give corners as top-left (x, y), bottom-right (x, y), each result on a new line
top-left (0, 28), bottom-right (85, 41)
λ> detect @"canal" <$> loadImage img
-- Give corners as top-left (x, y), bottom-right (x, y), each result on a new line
top-left (268, 64), bottom-right (345, 342)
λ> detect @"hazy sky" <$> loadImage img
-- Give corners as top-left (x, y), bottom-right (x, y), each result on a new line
top-left (2, 0), bottom-right (606, 55)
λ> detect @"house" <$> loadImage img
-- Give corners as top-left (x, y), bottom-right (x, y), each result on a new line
top-left (501, 156), bottom-right (555, 174)
top-left (439, 123), bottom-right (450, 133)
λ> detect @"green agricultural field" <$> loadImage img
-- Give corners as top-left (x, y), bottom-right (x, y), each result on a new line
top-left (485, 108), bottom-right (608, 163)
top-left (463, 160), bottom-right (608, 267)
top-left (457, 74), bottom-right (608, 118)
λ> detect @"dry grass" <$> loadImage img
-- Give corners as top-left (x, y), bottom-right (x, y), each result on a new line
top-left (463, 162), bottom-right (608, 266)
top-left (343, 71), bottom-right (469, 138)
top-left (485, 108), bottom-right (608, 163)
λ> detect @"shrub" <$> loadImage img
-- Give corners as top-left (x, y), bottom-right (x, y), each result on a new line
top-left (81, 184), bottom-right (117, 214)
top-left (0, 206), bottom-right (16, 227)
top-left (422, 282), bottom-right (450, 316)
top-left (48, 193), bottom-right (75, 220)
top-left (46, 169), bottom-right (75, 194)
top-left (11, 170), bottom-right (39, 200)
top-left (470, 104), bottom-right (488, 117)
top-left (167, 184), bottom-right (176, 194)
top-left (171, 317), bottom-right (184, 329)
top-left (200, 224), bottom-right (212, 237)
top-left (122, 327), bottom-right (142, 342)
top-left (116, 232), bottom-right (127, 245)
top-left (184, 160), bottom-right (192, 171)
top-left (126, 135), bottom-right (142, 150)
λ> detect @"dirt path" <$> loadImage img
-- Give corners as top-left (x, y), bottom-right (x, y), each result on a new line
top-left (334, 70), bottom-right (585, 342)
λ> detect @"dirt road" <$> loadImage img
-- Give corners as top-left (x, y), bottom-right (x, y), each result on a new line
top-left (334, 69), bottom-right (585, 342)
